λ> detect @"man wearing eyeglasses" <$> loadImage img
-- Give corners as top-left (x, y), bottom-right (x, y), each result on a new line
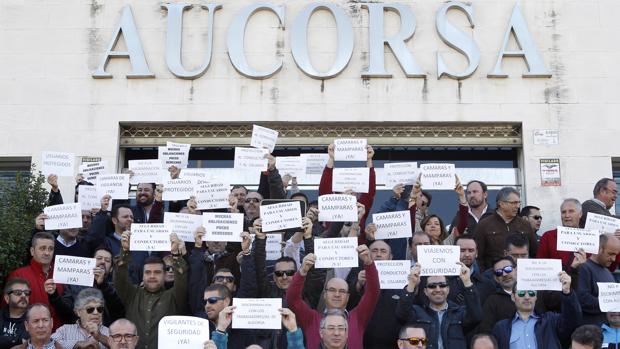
top-left (492, 271), bottom-right (582, 349)
top-left (397, 325), bottom-right (427, 349)
top-left (318, 310), bottom-right (348, 349)
top-left (108, 319), bottom-right (139, 349)
top-left (396, 262), bottom-right (482, 349)
top-left (474, 187), bottom-right (537, 271)
top-left (0, 279), bottom-right (30, 349)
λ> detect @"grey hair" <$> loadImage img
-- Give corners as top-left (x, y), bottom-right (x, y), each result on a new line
top-left (593, 178), bottom-right (614, 197)
top-left (320, 309), bottom-right (348, 330)
top-left (74, 288), bottom-right (104, 311)
top-left (495, 187), bottom-right (520, 206)
top-left (109, 318), bottom-right (138, 335)
top-left (561, 198), bottom-right (582, 212)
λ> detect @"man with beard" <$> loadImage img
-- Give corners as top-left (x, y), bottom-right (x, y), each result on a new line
top-left (243, 192), bottom-right (263, 229)
top-left (450, 180), bottom-right (493, 236)
top-left (448, 237), bottom-right (495, 308)
top-left (0, 279), bottom-right (30, 349)
top-left (131, 183), bottom-right (163, 224)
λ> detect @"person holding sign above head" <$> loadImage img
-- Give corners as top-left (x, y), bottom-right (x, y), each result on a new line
top-left (578, 234), bottom-right (620, 326)
top-left (51, 288), bottom-right (110, 349)
top-left (319, 142), bottom-right (376, 245)
top-left (285, 245), bottom-right (379, 349)
top-left (491, 271), bottom-right (582, 349)
top-left (396, 262), bottom-right (482, 349)
top-left (474, 187), bottom-right (537, 271)
top-left (130, 182), bottom-right (163, 225)
top-left (579, 178), bottom-right (619, 229)
top-left (449, 180), bottom-right (494, 237)
top-left (113, 231), bottom-right (188, 349)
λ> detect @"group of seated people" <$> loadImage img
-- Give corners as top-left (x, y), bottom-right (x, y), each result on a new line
top-left (2, 143), bottom-right (620, 349)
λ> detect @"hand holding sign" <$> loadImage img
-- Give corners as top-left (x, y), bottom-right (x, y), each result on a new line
top-left (279, 308), bottom-right (298, 333)
top-left (559, 271), bottom-right (571, 294)
top-left (299, 253), bottom-right (316, 276)
top-left (407, 264), bottom-right (422, 293)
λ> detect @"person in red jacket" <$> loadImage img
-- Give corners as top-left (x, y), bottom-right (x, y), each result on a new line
top-left (285, 244), bottom-right (380, 349)
top-left (318, 143), bottom-right (376, 245)
top-left (8, 232), bottom-right (63, 331)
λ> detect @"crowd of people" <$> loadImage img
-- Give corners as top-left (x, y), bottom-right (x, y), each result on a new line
top-left (1, 143), bottom-right (620, 349)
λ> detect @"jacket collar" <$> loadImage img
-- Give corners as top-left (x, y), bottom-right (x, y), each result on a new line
top-left (29, 258), bottom-right (51, 277)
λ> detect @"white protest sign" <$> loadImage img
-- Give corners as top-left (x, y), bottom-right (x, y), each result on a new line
top-left (266, 234), bottom-right (283, 260)
top-left (598, 282), bottom-right (620, 312)
top-left (128, 159), bottom-right (162, 184)
top-left (260, 202), bottom-right (302, 233)
top-left (384, 162), bottom-right (418, 187)
top-left (96, 174), bottom-right (129, 200)
top-left (276, 156), bottom-right (307, 177)
top-left (78, 161), bottom-right (108, 184)
top-left (318, 194), bottom-right (358, 222)
top-left (373, 211), bottom-right (412, 240)
top-left (314, 237), bottom-right (359, 268)
top-left (375, 260), bottom-right (410, 290)
top-left (202, 213), bottom-right (244, 242)
top-left (585, 213), bottom-right (620, 234)
top-left (179, 168), bottom-right (212, 185)
top-left (332, 167), bottom-right (369, 193)
top-left (159, 146), bottom-right (189, 169)
top-left (130, 224), bottom-right (172, 252)
top-left (167, 141), bottom-right (191, 151)
top-left (556, 226), bottom-right (600, 254)
top-left (158, 316), bottom-right (210, 348)
top-left (334, 138), bottom-right (367, 161)
top-left (234, 147), bottom-right (268, 171)
top-left (417, 245), bottom-right (460, 276)
top-left (44, 203), bottom-right (83, 230)
top-left (78, 185), bottom-right (99, 211)
top-left (420, 163), bottom-right (456, 190)
top-left (41, 151), bottom-right (75, 177)
top-left (164, 212), bottom-right (203, 243)
top-left (517, 259), bottom-right (562, 291)
top-left (162, 178), bottom-right (194, 201)
top-left (53, 255), bottom-right (96, 287)
top-left (251, 125), bottom-right (279, 153)
top-left (232, 298), bottom-right (282, 330)
top-left (194, 182), bottom-right (230, 210)
top-left (301, 153), bottom-right (329, 175)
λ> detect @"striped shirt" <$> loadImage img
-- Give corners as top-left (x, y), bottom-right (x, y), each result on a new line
top-left (51, 322), bottom-right (109, 349)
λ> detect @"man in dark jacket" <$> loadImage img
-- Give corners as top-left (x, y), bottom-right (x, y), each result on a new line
top-left (0, 279), bottom-right (30, 349)
top-left (579, 178), bottom-right (619, 228)
top-left (396, 263), bottom-right (482, 349)
top-left (492, 271), bottom-right (582, 349)
top-left (474, 187), bottom-right (537, 270)
top-left (450, 180), bottom-right (493, 236)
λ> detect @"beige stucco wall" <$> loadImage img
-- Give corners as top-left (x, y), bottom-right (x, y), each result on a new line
top-left (0, 0), bottom-right (618, 230)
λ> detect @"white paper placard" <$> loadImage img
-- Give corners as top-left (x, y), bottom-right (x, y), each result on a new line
top-left (332, 167), bottom-right (369, 193)
top-left (130, 224), bottom-right (171, 252)
top-left (384, 162), bottom-right (418, 187)
top-left (234, 147), bottom-right (268, 171)
top-left (44, 203), bottom-right (83, 230)
top-left (232, 298), bottom-right (282, 329)
top-left (260, 202), bottom-right (302, 233)
top-left (334, 138), bottom-right (367, 161)
top-left (164, 212), bottom-right (203, 243)
top-left (251, 125), bottom-right (279, 153)
top-left (41, 151), bottom-right (75, 177)
top-left (128, 159), bottom-right (162, 184)
top-left (420, 163), bottom-right (456, 190)
top-left (194, 182), bottom-right (230, 210)
top-left (158, 316), bottom-right (210, 348)
top-left (179, 168), bottom-right (213, 185)
top-left (417, 245), bottom-right (460, 276)
top-left (159, 146), bottom-right (189, 169)
top-left (556, 226), bottom-right (600, 254)
top-left (96, 174), bottom-right (129, 200)
top-left (202, 212), bottom-right (244, 242)
top-left (585, 213), bottom-right (620, 234)
top-left (314, 237), bottom-right (359, 268)
top-left (301, 153), bottom-right (329, 175)
top-left (78, 161), bottom-right (109, 184)
top-left (78, 185), bottom-right (99, 211)
top-left (266, 234), bottom-right (283, 261)
top-left (162, 178), bottom-right (194, 201)
top-left (318, 194), bottom-right (358, 222)
top-left (598, 282), bottom-right (620, 312)
top-left (516, 259), bottom-right (562, 291)
top-left (53, 255), bottom-right (96, 287)
top-left (373, 211), bottom-right (412, 240)
top-left (276, 156), bottom-right (307, 177)
top-left (166, 141), bottom-right (191, 151)
top-left (375, 260), bottom-right (410, 290)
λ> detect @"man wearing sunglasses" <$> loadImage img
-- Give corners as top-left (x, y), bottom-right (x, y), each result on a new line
top-left (397, 325), bottom-right (427, 349)
top-left (396, 262), bottom-right (482, 349)
top-left (520, 205), bottom-right (542, 238)
top-left (492, 271), bottom-right (582, 349)
top-left (0, 278), bottom-right (30, 348)
top-left (479, 256), bottom-right (522, 334)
